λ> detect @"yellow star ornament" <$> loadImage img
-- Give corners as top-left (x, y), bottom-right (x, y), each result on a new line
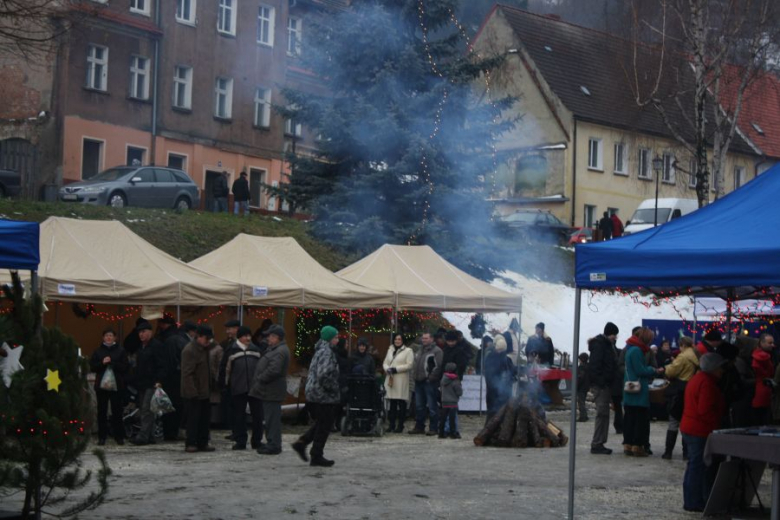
top-left (45, 369), bottom-right (61, 392)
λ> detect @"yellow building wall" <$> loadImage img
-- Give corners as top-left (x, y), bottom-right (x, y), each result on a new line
top-left (573, 121), bottom-right (756, 227)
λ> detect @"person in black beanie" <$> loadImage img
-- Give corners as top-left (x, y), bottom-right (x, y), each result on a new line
top-left (587, 322), bottom-right (620, 455)
top-left (90, 328), bottom-right (129, 445)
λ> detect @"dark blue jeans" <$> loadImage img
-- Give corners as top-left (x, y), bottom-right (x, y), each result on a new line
top-left (682, 433), bottom-right (709, 511)
top-left (414, 380), bottom-right (438, 431)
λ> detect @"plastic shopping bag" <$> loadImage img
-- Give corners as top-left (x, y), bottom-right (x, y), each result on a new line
top-left (150, 387), bottom-right (175, 416)
top-left (100, 366), bottom-right (118, 392)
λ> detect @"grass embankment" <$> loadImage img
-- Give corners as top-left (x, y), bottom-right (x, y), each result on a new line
top-left (0, 200), bottom-right (354, 271)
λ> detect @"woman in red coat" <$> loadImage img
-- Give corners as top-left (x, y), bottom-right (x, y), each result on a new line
top-left (751, 333), bottom-right (776, 425)
top-left (680, 353), bottom-right (727, 513)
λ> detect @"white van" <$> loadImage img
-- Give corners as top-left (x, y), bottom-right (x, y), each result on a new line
top-left (623, 198), bottom-right (699, 235)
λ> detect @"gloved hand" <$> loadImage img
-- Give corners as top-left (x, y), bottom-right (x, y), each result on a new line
top-left (763, 378), bottom-right (777, 389)
top-left (389, 367), bottom-right (398, 375)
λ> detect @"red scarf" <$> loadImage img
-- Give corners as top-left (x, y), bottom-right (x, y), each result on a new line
top-left (626, 336), bottom-right (650, 354)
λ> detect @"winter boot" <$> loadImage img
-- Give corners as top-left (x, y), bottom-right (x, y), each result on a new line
top-left (662, 430), bottom-right (677, 460)
top-left (310, 455), bottom-right (335, 467)
top-left (623, 444), bottom-right (633, 456)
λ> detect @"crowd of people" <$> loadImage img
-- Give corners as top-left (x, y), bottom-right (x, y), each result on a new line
top-left (582, 321), bottom-right (779, 512)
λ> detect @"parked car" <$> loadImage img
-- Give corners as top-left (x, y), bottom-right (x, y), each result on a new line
top-left (0, 169), bottom-right (22, 198)
top-left (59, 166), bottom-right (200, 210)
top-left (623, 198), bottom-right (698, 235)
top-left (500, 209), bottom-right (571, 244)
top-left (568, 227), bottom-right (593, 246)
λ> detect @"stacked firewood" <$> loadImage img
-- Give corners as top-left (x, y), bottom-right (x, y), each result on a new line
top-left (473, 397), bottom-right (568, 448)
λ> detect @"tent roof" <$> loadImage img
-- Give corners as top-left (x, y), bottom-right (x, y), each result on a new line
top-left (575, 164), bottom-right (780, 296)
top-left (336, 244), bottom-right (523, 312)
top-left (189, 234), bottom-right (395, 309)
top-left (2, 217), bottom-right (240, 305)
top-left (0, 219), bottom-right (39, 271)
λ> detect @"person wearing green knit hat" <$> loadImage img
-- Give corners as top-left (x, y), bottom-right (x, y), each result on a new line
top-left (292, 325), bottom-right (341, 466)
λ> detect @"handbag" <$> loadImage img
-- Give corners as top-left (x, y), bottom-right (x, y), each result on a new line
top-left (624, 380), bottom-right (641, 394)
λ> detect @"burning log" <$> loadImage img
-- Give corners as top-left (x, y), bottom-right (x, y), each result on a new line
top-left (473, 397), bottom-right (567, 449)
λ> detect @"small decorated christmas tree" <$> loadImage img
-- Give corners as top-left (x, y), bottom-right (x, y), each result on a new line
top-left (0, 274), bottom-right (109, 519)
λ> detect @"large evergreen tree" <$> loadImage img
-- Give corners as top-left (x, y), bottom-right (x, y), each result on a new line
top-left (277, 0), bottom-right (515, 279)
top-left (0, 274), bottom-right (109, 518)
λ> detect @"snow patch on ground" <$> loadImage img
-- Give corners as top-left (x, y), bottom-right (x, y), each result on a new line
top-left (444, 270), bottom-right (694, 355)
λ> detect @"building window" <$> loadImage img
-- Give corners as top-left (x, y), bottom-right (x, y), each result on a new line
top-left (285, 118), bottom-right (301, 137)
top-left (607, 207), bottom-right (619, 217)
top-left (662, 152), bottom-right (675, 183)
top-left (82, 138), bottom-right (103, 179)
top-left (638, 148), bottom-right (651, 179)
top-left (587, 138), bottom-right (602, 170)
top-left (129, 56), bottom-right (150, 100)
top-left (168, 153), bottom-right (187, 172)
top-left (254, 87), bottom-right (271, 128)
top-left (176, 0), bottom-right (196, 24)
top-left (126, 145), bottom-right (146, 166)
top-left (130, 0), bottom-right (150, 15)
top-left (688, 158), bottom-right (697, 188)
top-left (86, 44), bottom-right (108, 91)
top-left (287, 16), bottom-right (301, 55)
top-left (173, 65), bottom-right (192, 109)
top-left (257, 5), bottom-right (275, 47)
top-left (734, 166), bottom-right (746, 190)
top-left (584, 204), bottom-right (597, 228)
top-left (218, 0), bottom-right (237, 36)
top-left (613, 142), bottom-right (627, 175)
top-left (214, 77), bottom-right (233, 119)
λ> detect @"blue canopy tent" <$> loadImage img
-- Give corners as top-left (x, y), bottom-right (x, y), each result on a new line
top-left (566, 165), bottom-right (780, 518)
top-left (0, 219), bottom-right (40, 291)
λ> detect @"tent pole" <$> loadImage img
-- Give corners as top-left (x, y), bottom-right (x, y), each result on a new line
top-left (176, 305), bottom-right (180, 323)
top-left (693, 299), bottom-right (698, 343)
top-left (348, 310), bottom-right (353, 354)
top-left (479, 343), bottom-right (485, 416)
top-left (30, 270), bottom-right (38, 296)
top-left (567, 288), bottom-right (582, 520)
top-left (726, 289), bottom-right (734, 342)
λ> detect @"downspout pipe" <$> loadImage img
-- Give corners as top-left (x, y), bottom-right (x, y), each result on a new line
top-left (570, 119), bottom-right (578, 226)
top-left (150, 0), bottom-right (161, 165)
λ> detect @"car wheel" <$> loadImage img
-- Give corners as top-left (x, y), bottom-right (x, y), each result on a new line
top-left (175, 196), bottom-right (191, 211)
top-left (108, 192), bottom-right (126, 208)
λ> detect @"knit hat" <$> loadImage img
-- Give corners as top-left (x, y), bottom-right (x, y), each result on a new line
top-left (704, 329), bottom-right (723, 342)
top-left (699, 353), bottom-right (728, 374)
top-left (320, 325), bottom-right (338, 342)
top-left (266, 324), bottom-right (286, 340)
top-left (236, 326), bottom-right (252, 339)
top-left (224, 319), bottom-right (240, 328)
top-left (357, 337), bottom-right (369, 347)
top-left (159, 315), bottom-right (177, 325)
top-left (444, 362), bottom-right (457, 373)
top-left (604, 322), bottom-right (619, 336)
top-left (536, 322), bottom-right (545, 330)
top-left (493, 334), bottom-right (507, 353)
top-left (196, 324), bottom-right (214, 338)
top-left (136, 320), bottom-right (152, 332)
top-left (182, 321), bottom-right (198, 332)
top-left (444, 330), bottom-right (459, 341)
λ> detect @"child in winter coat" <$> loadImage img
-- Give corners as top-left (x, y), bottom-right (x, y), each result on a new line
top-left (438, 362), bottom-right (463, 439)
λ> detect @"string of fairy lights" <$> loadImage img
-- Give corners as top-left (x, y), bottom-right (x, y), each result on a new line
top-left (408, 1), bottom-right (507, 243)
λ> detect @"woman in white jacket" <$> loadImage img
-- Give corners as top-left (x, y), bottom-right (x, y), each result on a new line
top-left (383, 333), bottom-right (415, 433)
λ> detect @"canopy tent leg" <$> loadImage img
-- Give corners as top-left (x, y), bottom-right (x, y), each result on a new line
top-left (726, 289), bottom-right (735, 342)
top-left (176, 305), bottom-right (181, 323)
top-left (348, 310), bottom-right (353, 353)
top-left (567, 288), bottom-right (583, 520)
top-left (30, 270), bottom-right (38, 296)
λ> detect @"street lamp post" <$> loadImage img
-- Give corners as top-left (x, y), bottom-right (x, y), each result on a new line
top-left (652, 155), bottom-right (664, 227)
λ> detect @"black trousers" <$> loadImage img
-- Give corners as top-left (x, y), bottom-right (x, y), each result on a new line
top-left (230, 393), bottom-right (264, 447)
top-left (438, 407), bottom-right (458, 435)
top-left (300, 402), bottom-right (335, 458)
top-left (96, 388), bottom-right (124, 440)
top-left (185, 398), bottom-right (211, 448)
top-left (162, 380), bottom-right (182, 440)
top-left (612, 394), bottom-right (624, 432)
top-left (623, 405), bottom-right (650, 447)
top-left (387, 399), bottom-right (407, 429)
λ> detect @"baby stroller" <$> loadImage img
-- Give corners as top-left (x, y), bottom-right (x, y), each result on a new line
top-left (340, 370), bottom-right (385, 437)
top-left (123, 385), bottom-right (164, 442)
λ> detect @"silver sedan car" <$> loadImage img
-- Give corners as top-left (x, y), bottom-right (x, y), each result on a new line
top-left (59, 166), bottom-right (200, 210)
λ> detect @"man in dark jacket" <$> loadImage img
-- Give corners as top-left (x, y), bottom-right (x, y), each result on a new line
top-left (213, 171), bottom-right (229, 213)
top-left (181, 325), bottom-right (217, 453)
top-left (130, 321), bottom-right (167, 445)
top-left (409, 332), bottom-right (443, 435)
top-left (232, 171), bottom-right (250, 217)
top-left (219, 326), bottom-right (264, 450)
top-left (599, 211), bottom-right (613, 240)
top-left (587, 322), bottom-right (619, 455)
top-left (292, 326), bottom-right (341, 467)
top-left (161, 321), bottom-right (197, 440)
top-left (526, 323), bottom-right (555, 365)
top-left (441, 330), bottom-right (471, 436)
top-left (249, 324), bottom-right (290, 455)
top-left (90, 328), bottom-right (129, 445)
